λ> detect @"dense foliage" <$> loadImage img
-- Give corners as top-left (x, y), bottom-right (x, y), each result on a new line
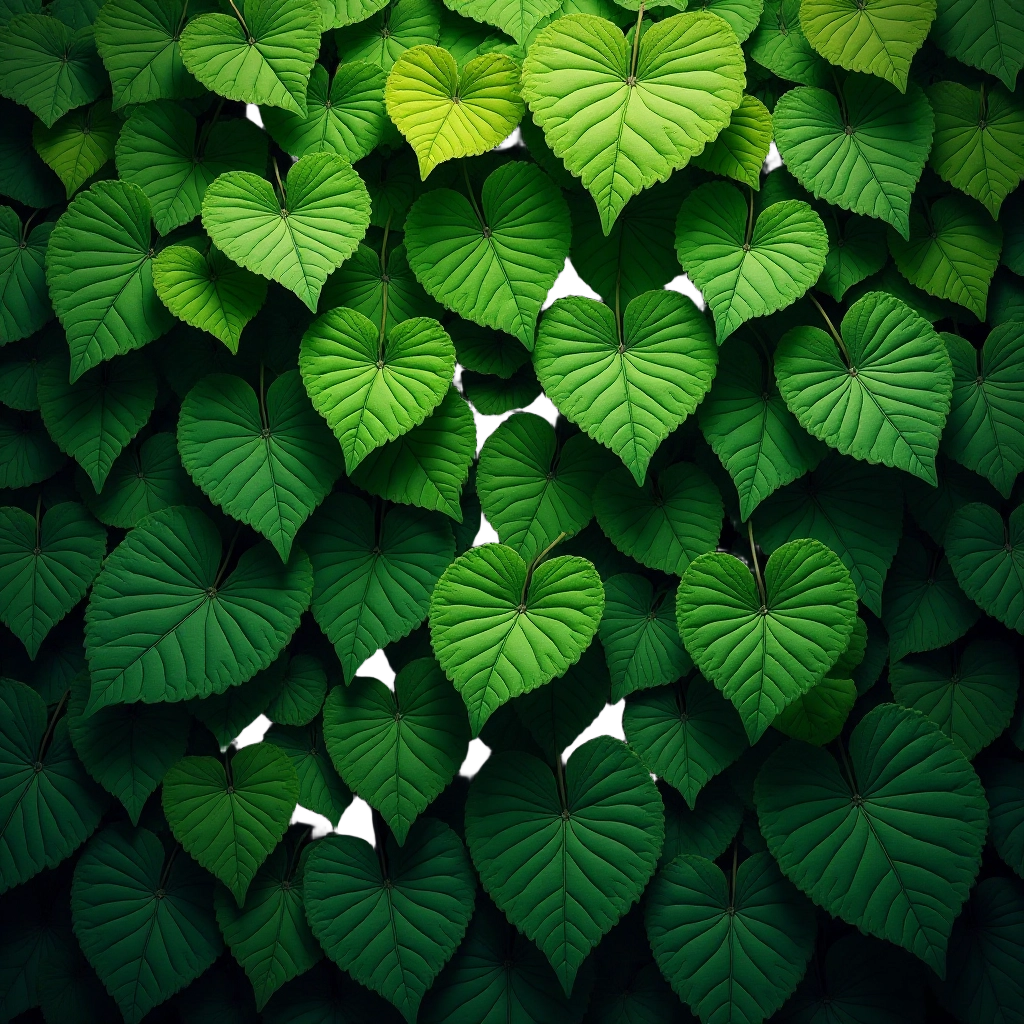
top-left (1, 0), bottom-right (1023, 1022)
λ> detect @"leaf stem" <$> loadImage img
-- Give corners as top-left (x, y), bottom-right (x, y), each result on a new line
top-left (808, 293), bottom-right (850, 363)
top-left (34, 493), bottom-right (42, 551)
top-left (729, 839), bottom-right (738, 907)
top-left (628, 3), bottom-right (645, 82)
top-left (212, 526), bottom-right (241, 591)
top-left (257, 362), bottom-right (269, 433)
top-left (378, 213), bottom-right (393, 356)
top-left (833, 738), bottom-right (859, 795)
top-left (462, 162), bottom-right (487, 232)
top-left (519, 531), bottom-right (566, 606)
top-left (223, 747), bottom-right (234, 788)
top-left (371, 808), bottom-right (391, 879)
top-left (614, 266), bottom-right (624, 350)
top-left (830, 67), bottom-right (849, 127)
top-left (197, 96), bottom-right (226, 156)
top-left (285, 825), bottom-right (313, 880)
top-left (744, 186), bottom-right (755, 248)
top-left (747, 520), bottom-right (766, 606)
top-left (20, 208), bottom-right (40, 243)
top-left (554, 754), bottom-right (568, 812)
top-left (227, 0), bottom-right (252, 40)
top-left (272, 158), bottom-right (286, 209)
top-left (158, 844), bottom-right (180, 890)
top-left (36, 688), bottom-right (69, 763)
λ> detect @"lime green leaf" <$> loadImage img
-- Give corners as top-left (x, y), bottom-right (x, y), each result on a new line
top-left (0, 408), bottom-right (65, 489)
top-left (430, 545), bottom-right (604, 735)
top-left (45, 180), bottom-right (175, 382)
top-left (202, 154), bottom-right (372, 312)
top-left (265, 654), bottom-right (328, 726)
top-left (321, 0), bottom-right (391, 28)
top-left (0, 503), bottom-right (105, 659)
top-left (522, 12), bottom-right (745, 234)
top-left (351, 385), bottom-right (475, 521)
top-left (444, 0), bottom-right (560, 42)
top-left (774, 290), bottom-right (953, 485)
top-left (323, 658), bottom-right (470, 844)
top-left (888, 194), bottom-right (1003, 320)
top-left (115, 102), bottom-right (269, 236)
top-left (337, 0), bottom-right (443, 73)
top-left (0, 678), bottom-right (107, 892)
top-left (749, 0), bottom-right (829, 86)
top-left (180, 0), bottom-right (322, 116)
top-left (84, 506), bottom-right (313, 714)
top-left (755, 702), bottom-right (987, 975)
top-left (693, 94), bottom-right (774, 189)
top-left (676, 183), bottom-right (828, 344)
top-left (773, 674), bottom-right (856, 744)
top-left (931, 0), bottom-right (1024, 91)
top-left (600, 574), bottom-right (692, 702)
top-left (163, 742), bottom-right (299, 906)
top-left (645, 851), bottom-right (815, 1024)
top-left (386, 47), bottom-right (524, 177)
top-left (266, 720), bottom-right (352, 825)
top-left (32, 98), bottom-right (117, 199)
top-left (986, 760), bottom-right (1023, 879)
top-left (404, 161), bottom-right (571, 348)
top-left (0, 207), bottom-right (52, 345)
top-left (303, 818), bottom-right (476, 1023)
top-left (263, 61), bottom-right (387, 163)
top-left (37, 349), bottom-right (157, 493)
top-left (535, 290), bottom-right (717, 484)
top-left (0, 14), bottom-right (105, 127)
top-left (71, 825), bottom-right (222, 1024)
top-left (303, 492), bottom-right (454, 681)
top-left (0, 98), bottom-right (64, 208)
top-left (465, 737), bottom-right (663, 994)
top-left (688, 0), bottom-right (765, 41)
top-left (819, 211), bottom-right (888, 300)
top-left (772, 79), bottom-right (934, 239)
top-left (299, 307), bottom-right (454, 472)
top-left (677, 537), bottom-right (858, 743)
top-left (189, 658), bottom-right (288, 746)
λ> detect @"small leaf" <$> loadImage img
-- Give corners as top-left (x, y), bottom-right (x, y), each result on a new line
top-left (0, 408), bottom-right (66, 489)
top-left (819, 211), bottom-right (888, 300)
top-left (189, 658), bottom-right (287, 747)
top-left (265, 654), bottom-right (328, 726)
top-left (266, 719), bottom-right (353, 825)
top-left (0, 207), bottom-right (52, 345)
top-left (773, 674), bottom-right (856, 745)
top-left (32, 98), bottom-right (117, 199)
top-left (693, 94), bottom-right (774, 190)
top-left (749, 0), bottom-right (830, 87)
top-left (985, 760), bottom-right (1024, 880)
top-left (338, 0), bottom-right (443, 72)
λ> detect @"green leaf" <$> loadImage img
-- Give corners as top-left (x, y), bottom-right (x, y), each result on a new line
top-left (153, 242), bottom-right (268, 352)
top-left (443, 0), bottom-right (559, 42)
top-left (162, 742), bottom-right (299, 906)
top-left (404, 161), bottom-right (570, 348)
top-left (67, 672), bottom-right (189, 824)
top-left (755, 702), bottom-right (988, 975)
top-left (263, 60), bottom-right (386, 163)
top-left (31, 98), bottom-right (116, 199)
top-left (385, 47), bottom-right (524, 177)
top-left (267, 719), bottom-right (353, 826)
top-left (84, 506), bottom-right (313, 714)
top-left (774, 290), bottom-right (953, 485)
top-left (692, 94), bottom-right (774, 190)
top-left (45, 180), bottom-right (175, 382)
top-left (0, 408), bottom-right (66, 489)
top-left (931, 0), bottom-right (1024, 91)
top-left (303, 491), bottom-right (454, 680)
top-left (535, 290), bottom-right (717, 485)
top-left (0, 678), bottom-right (107, 892)
top-left (350, 385), bottom-right (475, 521)
top-left (521, 12), bottom-right (745, 234)
top-left (890, 640), bottom-right (1018, 759)
top-left (463, 363), bottom-right (542, 415)
top-left (202, 154), bottom-right (372, 312)
top-left (881, 528), bottom-right (979, 663)
top-left (477, 413), bottom-right (602, 562)
top-left (299, 308), bottom-right (454, 473)
top-left (799, 0), bottom-right (935, 92)
top-left (773, 674), bottom-right (856, 744)
top-left (72, 826), bottom-right (222, 1023)
top-left (189, 657), bottom-right (288, 746)
top-left (819, 211), bottom-right (888, 301)
top-left (677, 537), bottom-right (858, 743)
top-left (772, 78), bottom-right (934, 239)
top-left (749, 0), bottom-right (830, 86)
top-left (676, 183), bottom-right (828, 344)
top-left (888, 194), bottom-right (1003, 320)
top-left (37, 349), bottom-right (157, 493)
top-left (466, 736), bottom-right (663, 993)
top-left (303, 817), bottom-right (476, 1023)
top-left (0, 332), bottom-right (50, 410)
top-left (646, 851), bottom-right (815, 1024)
top-left (0, 14), bottom-right (105, 127)
top-left (449, 319), bottom-right (528, 377)
top-left (624, 675), bottom-right (747, 809)
top-left (0, 208), bottom-right (51, 347)
top-left (0, 98), bottom-right (64, 208)
top-left (115, 102), bottom-right (268, 237)
top-left (179, 0), bottom-right (322, 116)
top-left (986, 760), bottom-right (1024, 880)
top-left (429, 544), bottom-right (604, 735)
top-left (323, 657), bottom-right (469, 844)
top-left (264, 654), bottom-right (328, 726)
top-left (688, 0), bottom-right (765, 41)
top-left (321, 0), bottom-right (391, 29)
top-left (600, 574), bottom-right (692, 702)
top-left (337, 0), bottom-right (442, 73)
top-left (0, 502), bottom-right (105, 659)
top-left (215, 830), bottom-right (323, 1011)
top-left (904, 455), bottom-right (1000, 546)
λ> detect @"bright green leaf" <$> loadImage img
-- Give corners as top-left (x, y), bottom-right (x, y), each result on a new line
top-left (692, 94), bottom-right (774, 189)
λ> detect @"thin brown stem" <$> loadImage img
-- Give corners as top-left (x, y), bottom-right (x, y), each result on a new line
top-left (628, 3), bottom-right (645, 81)
top-left (747, 520), bottom-right (766, 606)
top-left (808, 293), bottom-right (850, 363)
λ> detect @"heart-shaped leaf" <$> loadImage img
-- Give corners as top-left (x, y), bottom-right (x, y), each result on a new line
top-left (404, 161), bottom-right (570, 348)
top-left (31, 98), bottom-right (117, 198)
top-left (189, 658), bottom-right (288, 747)
top-left (677, 537), bottom-right (858, 742)
top-left (749, 0), bottom-right (831, 87)
top-left (0, 408), bottom-right (66, 489)
top-left (521, 12), bottom-right (745, 233)
top-left (162, 741), bottom-right (299, 906)
top-left (931, 0), bottom-right (1023, 90)
top-left (264, 654), bottom-right (328, 727)
top-left (534, 290), bottom-right (718, 485)
top-left (0, 207), bottom-right (52, 345)
top-left (676, 183), bottom-right (828, 343)
top-left (429, 544), bottom-right (604, 735)
top-left (267, 719), bottom-right (353, 826)
top-left (773, 674), bottom-right (857, 744)
top-left (203, 153), bottom-right (372, 312)
top-left (692, 93), bottom-right (774, 190)
top-left (338, 0), bottom-right (442, 72)
top-left (819, 212), bottom-right (889, 302)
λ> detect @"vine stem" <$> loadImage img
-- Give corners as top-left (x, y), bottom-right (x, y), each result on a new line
top-left (212, 526), bottom-right (241, 590)
top-left (227, 0), bottom-right (252, 39)
top-left (378, 213), bottom-right (393, 357)
top-left (519, 532), bottom-right (566, 606)
top-left (33, 493), bottom-right (42, 552)
top-left (628, 3), bottom-right (645, 82)
top-left (744, 187), bottom-right (755, 248)
top-left (258, 363), bottom-right (269, 433)
top-left (36, 688), bottom-right (69, 763)
top-left (272, 158), bottom-right (286, 208)
top-left (462, 163), bottom-right (487, 231)
top-left (554, 754), bottom-right (568, 812)
top-left (808, 293), bottom-right (850, 363)
top-left (747, 520), bottom-right (766, 606)
top-left (197, 96), bottom-right (225, 154)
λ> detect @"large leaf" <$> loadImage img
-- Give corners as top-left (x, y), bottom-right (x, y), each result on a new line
top-left (323, 657), bottom-right (469, 844)
top-left (534, 290), bottom-right (717, 485)
top-left (303, 817), bottom-right (476, 1023)
top-left (404, 161), bottom-right (570, 348)
top-left (0, 207), bottom-right (51, 345)
top-left (0, 503), bottom-right (105, 659)
top-left (675, 183), bottom-right (828, 343)
top-left (931, 0), bottom-right (1024, 90)
top-left (429, 544), bottom-right (604, 735)
top-left (202, 153), bottom-right (372, 312)
top-left (645, 851), bottom-right (815, 1024)
top-left (755, 702), bottom-right (988, 974)
top-left (772, 78), bottom-right (934, 239)
top-left (162, 742), bottom-right (299, 906)
top-left (84, 506), bottom-right (312, 714)
top-left (677, 537), bottom-right (858, 742)
top-left (45, 180), bottom-right (174, 382)
top-left (465, 736), bottom-right (664, 993)
top-left (265, 655), bottom-right (328, 727)
top-left (774, 290), bottom-right (953, 485)
top-left (386, 47), bottom-right (524, 177)
top-left (521, 12), bottom-right (745, 234)
top-left (302, 492), bottom-right (454, 680)
top-left (32, 98), bottom-right (118, 199)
